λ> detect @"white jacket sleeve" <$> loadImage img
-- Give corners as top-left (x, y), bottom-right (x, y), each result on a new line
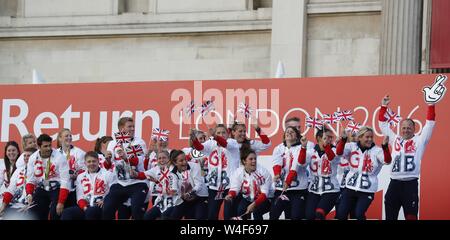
top-left (419, 120), bottom-right (436, 145)
top-left (303, 148), bottom-right (314, 167)
top-left (75, 175), bottom-right (84, 202)
top-left (379, 120), bottom-right (397, 145)
top-left (76, 148), bottom-right (87, 171)
top-left (5, 170), bottom-right (20, 194)
top-left (58, 155), bottom-right (71, 190)
top-left (201, 139), bottom-right (216, 156)
top-left (144, 167), bottom-right (157, 180)
top-left (15, 153), bottom-right (25, 169)
top-left (229, 169), bottom-right (241, 194)
top-left (107, 140), bottom-right (115, 153)
top-left (272, 145), bottom-right (283, 168)
top-left (190, 163), bottom-right (204, 194)
top-left (342, 143), bottom-right (353, 159)
top-left (105, 171), bottom-right (116, 194)
top-left (260, 167), bottom-right (272, 196)
top-left (26, 153), bottom-right (37, 186)
top-left (251, 140), bottom-right (271, 154)
top-left (226, 138), bottom-right (240, 151)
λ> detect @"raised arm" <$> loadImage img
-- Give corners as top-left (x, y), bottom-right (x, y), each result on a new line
top-left (419, 105), bottom-right (436, 145)
top-left (378, 95), bottom-right (397, 145)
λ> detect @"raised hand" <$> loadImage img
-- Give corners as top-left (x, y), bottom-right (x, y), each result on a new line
top-left (339, 128), bottom-right (347, 141)
top-left (300, 136), bottom-right (308, 148)
top-left (381, 95), bottom-right (391, 106)
top-left (423, 74), bottom-right (447, 104)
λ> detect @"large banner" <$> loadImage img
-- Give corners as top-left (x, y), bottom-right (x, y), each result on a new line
top-left (0, 74), bottom-right (449, 219)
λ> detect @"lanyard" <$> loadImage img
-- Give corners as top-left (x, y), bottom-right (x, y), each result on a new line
top-left (44, 155), bottom-right (52, 180)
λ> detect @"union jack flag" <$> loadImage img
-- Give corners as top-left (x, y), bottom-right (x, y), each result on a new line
top-left (335, 110), bottom-right (354, 121)
top-left (322, 113), bottom-right (340, 124)
top-left (238, 102), bottom-right (253, 119)
top-left (151, 128), bottom-right (170, 142)
top-left (199, 99), bottom-right (215, 116)
top-left (384, 108), bottom-right (402, 127)
top-left (305, 117), bottom-right (324, 130)
top-left (345, 121), bottom-right (362, 134)
top-left (125, 144), bottom-right (144, 159)
top-left (184, 100), bottom-right (196, 117)
top-left (114, 132), bottom-right (132, 145)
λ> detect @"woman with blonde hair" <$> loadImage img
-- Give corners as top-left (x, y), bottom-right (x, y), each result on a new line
top-left (335, 126), bottom-right (391, 220)
top-left (57, 128), bottom-right (86, 207)
top-left (15, 134), bottom-right (37, 169)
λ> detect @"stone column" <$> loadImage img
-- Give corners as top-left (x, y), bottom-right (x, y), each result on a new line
top-left (0, 0), bottom-right (18, 17)
top-left (379, 0), bottom-right (423, 74)
top-left (270, 0), bottom-right (308, 77)
top-left (124, 0), bottom-right (149, 13)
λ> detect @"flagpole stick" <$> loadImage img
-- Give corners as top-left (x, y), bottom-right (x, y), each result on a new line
top-left (274, 189), bottom-right (286, 205)
top-left (240, 212), bottom-right (248, 218)
top-left (202, 115), bottom-right (213, 137)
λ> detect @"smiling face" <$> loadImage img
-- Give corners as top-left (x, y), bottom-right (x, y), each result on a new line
top-left (243, 152), bottom-right (257, 173)
top-left (358, 131), bottom-right (374, 148)
top-left (39, 141), bottom-right (52, 159)
top-left (401, 119), bottom-right (415, 140)
top-left (284, 127), bottom-right (298, 144)
top-left (232, 125), bottom-right (246, 143)
top-left (175, 153), bottom-right (188, 172)
top-left (121, 121), bottom-right (135, 138)
top-left (157, 152), bottom-right (170, 166)
top-left (85, 155), bottom-right (100, 173)
top-left (59, 130), bottom-right (72, 148)
top-left (25, 137), bottom-right (37, 149)
top-left (6, 145), bottom-right (19, 161)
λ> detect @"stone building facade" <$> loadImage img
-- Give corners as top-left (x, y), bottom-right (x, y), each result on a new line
top-left (0, 0), bottom-right (437, 84)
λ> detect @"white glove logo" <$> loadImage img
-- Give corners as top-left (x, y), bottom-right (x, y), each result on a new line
top-left (423, 74), bottom-right (447, 104)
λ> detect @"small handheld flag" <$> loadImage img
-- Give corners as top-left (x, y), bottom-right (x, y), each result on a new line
top-left (152, 128), bottom-right (170, 142)
top-left (345, 121), bottom-right (362, 134)
top-left (305, 117), bottom-right (324, 130)
top-left (238, 102), bottom-right (253, 119)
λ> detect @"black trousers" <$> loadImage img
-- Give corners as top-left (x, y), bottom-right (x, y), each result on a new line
top-left (385, 178), bottom-right (419, 220)
top-left (305, 191), bottom-right (340, 220)
top-left (270, 189), bottom-right (308, 220)
top-left (32, 187), bottom-right (61, 220)
top-left (102, 183), bottom-right (148, 220)
top-left (61, 206), bottom-right (102, 220)
top-left (336, 188), bottom-right (374, 220)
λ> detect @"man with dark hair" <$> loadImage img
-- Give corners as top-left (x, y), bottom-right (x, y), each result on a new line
top-left (26, 134), bottom-right (70, 220)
